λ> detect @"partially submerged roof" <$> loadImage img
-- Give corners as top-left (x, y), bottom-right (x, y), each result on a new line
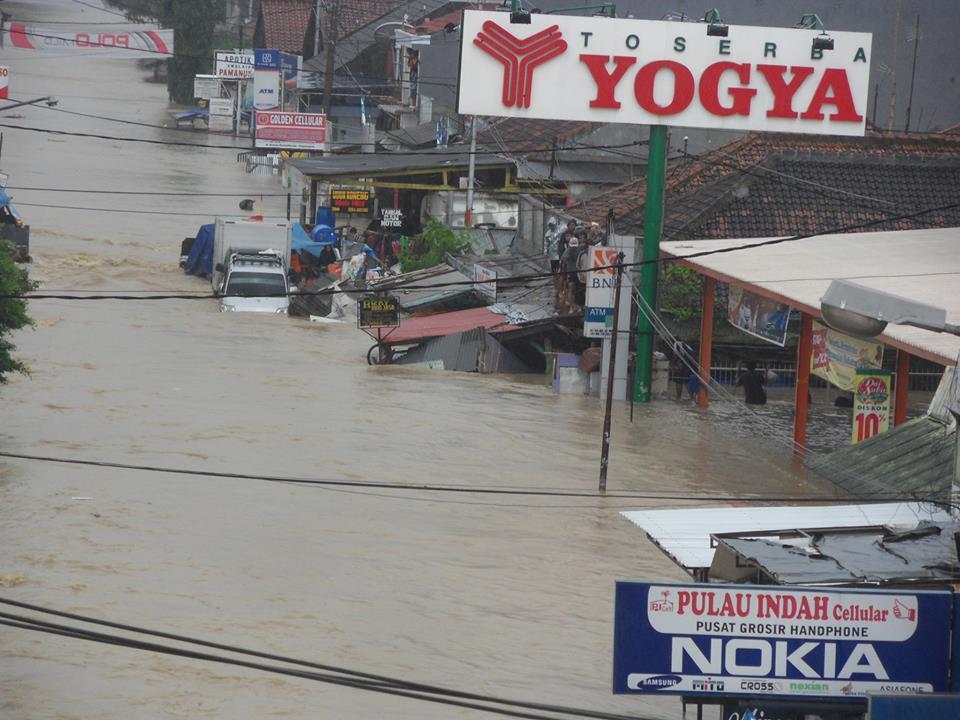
top-left (712, 522), bottom-right (960, 586)
top-left (620, 503), bottom-right (952, 577)
top-left (660, 227), bottom-right (960, 365)
top-left (577, 131), bottom-right (960, 238)
top-left (382, 306), bottom-right (520, 345)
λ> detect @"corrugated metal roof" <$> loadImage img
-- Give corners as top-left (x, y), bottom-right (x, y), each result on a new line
top-left (620, 503), bottom-right (952, 573)
top-left (715, 522), bottom-right (960, 586)
top-left (382, 306), bottom-right (518, 344)
top-left (660, 227), bottom-right (960, 365)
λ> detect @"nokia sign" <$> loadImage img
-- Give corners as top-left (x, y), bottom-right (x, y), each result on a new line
top-left (457, 11), bottom-right (872, 136)
top-left (613, 582), bottom-right (952, 701)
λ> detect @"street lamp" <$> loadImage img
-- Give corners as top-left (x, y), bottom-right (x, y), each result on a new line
top-left (820, 279), bottom-right (960, 338)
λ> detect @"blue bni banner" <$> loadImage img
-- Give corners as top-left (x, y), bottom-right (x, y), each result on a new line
top-left (613, 582), bottom-right (952, 701)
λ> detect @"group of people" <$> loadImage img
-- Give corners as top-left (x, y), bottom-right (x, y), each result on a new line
top-left (543, 217), bottom-right (606, 313)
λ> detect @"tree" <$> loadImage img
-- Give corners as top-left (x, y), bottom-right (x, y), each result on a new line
top-left (0, 242), bottom-right (35, 383)
top-left (105, 1), bottom-right (226, 104)
top-left (398, 219), bottom-right (470, 272)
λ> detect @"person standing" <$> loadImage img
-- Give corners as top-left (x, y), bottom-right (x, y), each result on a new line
top-left (544, 217), bottom-right (560, 273)
top-left (736, 360), bottom-right (767, 405)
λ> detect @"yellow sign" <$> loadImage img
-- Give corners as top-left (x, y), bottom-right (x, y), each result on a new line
top-left (852, 369), bottom-right (892, 445)
top-left (811, 321), bottom-right (883, 391)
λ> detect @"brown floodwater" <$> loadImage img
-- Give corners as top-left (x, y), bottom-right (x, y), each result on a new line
top-left (0, 3), bottom-right (840, 719)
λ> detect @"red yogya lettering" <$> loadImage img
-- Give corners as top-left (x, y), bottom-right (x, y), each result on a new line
top-left (579, 54), bottom-right (637, 109)
top-left (633, 60), bottom-right (695, 115)
top-left (756, 64), bottom-right (815, 118)
top-left (800, 68), bottom-right (863, 122)
top-left (698, 62), bottom-right (757, 116)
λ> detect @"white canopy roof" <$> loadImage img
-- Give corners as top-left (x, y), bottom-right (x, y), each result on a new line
top-left (661, 227), bottom-right (960, 365)
top-left (621, 503), bottom-right (952, 573)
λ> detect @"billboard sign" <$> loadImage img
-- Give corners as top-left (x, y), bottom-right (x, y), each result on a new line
top-left (3, 24), bottom-right (173, 58)
top-left (728, 286), bottom-right (790, 346)
top-left (811, 320), bottom-right (884, 392)
top-left (358, 296), bottom-right (401, 328)
top-left (254, 112), bottom-right (326, 150)
top-left (330, 187), bottom-right (372, 215)
top-left (613, 582), bottom-right (952, 701)
top-left (194, 74), bottom-right (221, 100)
top-left (207, 98), bottom-right (235, 133)
top-left (216, 51), bottom-right (254, 79)
top-left (852, 368), bottom-right (892, 444)
top-left (458, 10), bottom-right (871, 136)
top-left (584, 246), bottom-right (632, 338)
top-left (0, 66), bottom-right (8, 100)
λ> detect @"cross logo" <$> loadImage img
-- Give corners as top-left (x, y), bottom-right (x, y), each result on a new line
top-left (473, 21), bottom-right (567, 109)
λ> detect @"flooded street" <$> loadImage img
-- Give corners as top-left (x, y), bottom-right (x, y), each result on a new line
top-left (0, 3), bottom-right (843, 718)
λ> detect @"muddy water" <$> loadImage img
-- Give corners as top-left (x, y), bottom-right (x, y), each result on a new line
top-left (0, 3), bottom-right (833, 719)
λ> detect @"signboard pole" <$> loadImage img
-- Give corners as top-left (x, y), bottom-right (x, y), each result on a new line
top-left (633, 125), bottom-right (667, 404)
top-left (599, 252), bottom-right (625, 493)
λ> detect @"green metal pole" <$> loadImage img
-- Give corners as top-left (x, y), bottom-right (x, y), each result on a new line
top-left (633, 124), bottom-right (668, 403)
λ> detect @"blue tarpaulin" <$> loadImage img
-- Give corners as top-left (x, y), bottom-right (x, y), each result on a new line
top-left (183, 224), bottom-right (215, 277)
top-left (291, 222), bottom-right (335, 257)
top-left (0, 189), bottom-right (22, 221)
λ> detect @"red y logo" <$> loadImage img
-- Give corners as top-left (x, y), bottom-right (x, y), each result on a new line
top-left (473, 21), bottom-right (567, 109)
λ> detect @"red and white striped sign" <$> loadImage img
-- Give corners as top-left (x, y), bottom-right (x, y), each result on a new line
top-left (0, 67), bottom-right (8, 100)
top-left (3, 24), bottom-right (173, 58)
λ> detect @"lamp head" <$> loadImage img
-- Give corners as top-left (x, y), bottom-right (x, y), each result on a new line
top-left (820, 279), bottom-right (948, 338)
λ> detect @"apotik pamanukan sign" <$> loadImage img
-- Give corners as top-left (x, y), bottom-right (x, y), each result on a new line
top-left (458, 11), bottom-right (871, 136)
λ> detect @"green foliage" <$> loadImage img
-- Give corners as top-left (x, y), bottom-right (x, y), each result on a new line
top-left (660, 264), bottom-right (703, 322)
top-left (399, 219), bottom-right (470, 272)
top-left (0, 242), bottom-right (36, 383)
top-left (105, 1), bottom-right (225, 104)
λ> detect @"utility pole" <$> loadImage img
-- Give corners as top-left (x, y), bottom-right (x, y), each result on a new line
top-left (904, 14), bottom-right (920, 132)
top-left (314, 0), bottom-right (322, 59)
top-left (599, 252), bottom-right (626, 493)
top-left (464, 115), bottom-right (478, 227)
top-left (322, 0), bottom-right (339, 116)
top-left (633, 125), bottom-right (667, 403)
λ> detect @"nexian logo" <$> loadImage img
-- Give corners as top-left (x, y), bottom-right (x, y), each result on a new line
top-left (630, 674), bottom-right (682, 691)
top-left (473, 21), bottom-right (567, 108)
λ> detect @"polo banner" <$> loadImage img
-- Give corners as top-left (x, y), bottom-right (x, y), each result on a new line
top-left (458, 11), bottom-right (871, 136)
top-left (728, 286), bottom-right (790, 346)
top-left (613, 582), bottom-right (952, 701)
top-left (3, 24), bottom-right (173, 58)
top-left (811, 320), bottom-right (884, 391)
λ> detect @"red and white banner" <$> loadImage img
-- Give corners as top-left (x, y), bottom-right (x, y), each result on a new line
top-left (3, 24), bottom-right (173, 58)
top-left (0, 66), bottom-right (8, 100)
top-left (254, 112), bottom-right (326, 150)
top-left (458, 11), bottom-right (871, 136)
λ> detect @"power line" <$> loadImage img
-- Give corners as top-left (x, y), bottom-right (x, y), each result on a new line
top-left (0, 121), bottom-right (251, 150)
top-left (0, 450), bottom-right (941, 505)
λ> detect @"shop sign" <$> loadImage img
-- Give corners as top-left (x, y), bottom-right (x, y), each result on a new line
top-left (194, 74), bottom-right (221, 100)
top-left (358, 295), bottom-right (400, 328)
top-left (330, 187), bottom-right (372, 215)
top-left (474, 265), bottom-right (497, 300)
top-left (584, 246), bottom-right (632, 338)
top-left (4, 24), bottom-right (173, 57)
top-left (810, 321), bottom-right (883, 391)
top-left (458, 10), bottom-right (871, 136)
top-left (254, 112), bottom-right (326, 150)
top-left (215, 51), bottom-right (254, 79)
top-left (0, 66), bottom-right (8, 100)
top-left (852, 368), bottom-right (892, 444)
top-left (381, 208), bottom-right (403, 228)
top-left (728, 286), bottom-right (790, 346)
top-left (207, 97), bottom-right (234, 133)
top-left (614, 582), bottom-right (952, 701)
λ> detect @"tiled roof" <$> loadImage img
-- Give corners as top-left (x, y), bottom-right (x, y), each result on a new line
top-left (334, 0), bottom-right (401, 36)
top-left (260, 0), bottom-right (312, 53)
top-left (478, 117), bottom-right (596, 153)
top-left (576, 132), bottom-right (960, 239)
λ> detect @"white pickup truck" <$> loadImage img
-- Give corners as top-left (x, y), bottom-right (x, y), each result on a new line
top-left (212, 217), bottom-right (293, 314)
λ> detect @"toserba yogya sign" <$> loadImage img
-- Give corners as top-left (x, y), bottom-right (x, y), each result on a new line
top-left (457, 11), bottom-right (872, 136)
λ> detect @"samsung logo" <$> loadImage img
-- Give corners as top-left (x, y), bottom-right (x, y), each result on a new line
top-left (628, 674), bottom-right (682, 691)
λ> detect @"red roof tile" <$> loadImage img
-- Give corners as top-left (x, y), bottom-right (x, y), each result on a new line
top-left (260, 0), bottom-right (312, 54)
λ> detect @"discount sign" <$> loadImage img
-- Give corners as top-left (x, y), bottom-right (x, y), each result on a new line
top-left (852, 369), bottom-right (892, 444)
top-left (0, 66), bottom-right (9, 100)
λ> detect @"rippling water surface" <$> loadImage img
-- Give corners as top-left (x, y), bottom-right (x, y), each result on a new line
top-left (0, 3), bottom-right (862, 718)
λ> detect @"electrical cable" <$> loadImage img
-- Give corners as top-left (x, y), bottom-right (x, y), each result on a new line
top-left (8, 198), bottom-right (960, 301)
top-left (0, 599), bottom-right (647, 720)
top-left (0, 450), bottom-right (942, 505)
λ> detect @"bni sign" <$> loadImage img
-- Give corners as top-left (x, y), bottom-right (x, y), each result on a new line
top-left (613, 582), bottom-right (952, 701)
top-left (458, 11), bottom-right (871, 136)
top-left (584, 247), bottom-right (631, 338)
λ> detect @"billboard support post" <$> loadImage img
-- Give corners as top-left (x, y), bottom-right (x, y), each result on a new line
top-left (634, 125), bottom-right (667, 403)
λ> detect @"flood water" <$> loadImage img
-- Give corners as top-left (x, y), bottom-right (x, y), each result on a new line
top-left (0, 3), bottom-right (853, 719)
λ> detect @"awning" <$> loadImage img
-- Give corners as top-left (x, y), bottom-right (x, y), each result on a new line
top-left (383, 307), bottom-right (519, 345)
